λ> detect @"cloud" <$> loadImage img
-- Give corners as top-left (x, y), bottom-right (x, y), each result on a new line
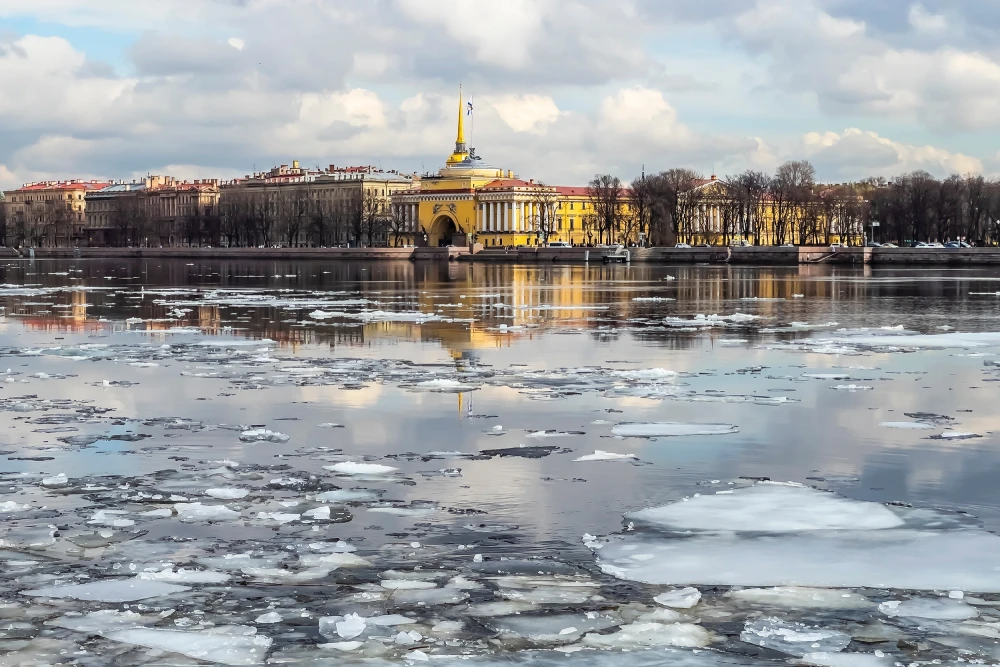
top-left (800, 128), bottom-right (983, 180)
top-left (0, 0), bottom-right (996, 191)
top-left (489, 95), bottom-right (561, 134)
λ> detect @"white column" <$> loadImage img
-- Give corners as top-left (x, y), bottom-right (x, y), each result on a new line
top-left (490, 202), bottom-right (495, 232)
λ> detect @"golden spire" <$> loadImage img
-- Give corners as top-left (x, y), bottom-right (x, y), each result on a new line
top-left (446, 84), bottom-right (469, 165)
top-left (457, 84), bottom-right (465, 147)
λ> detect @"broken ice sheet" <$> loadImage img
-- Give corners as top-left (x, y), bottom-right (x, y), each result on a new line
top-left (588, 481), bottom-right (1000, 591)
top-left (105, 626), bottom-right (272, 666)
top-left (740, 617), bottom-right (851, 656)
top-left (22, 578), bottom-right (189, 602)
top-left (611, 422), bottom-right (738, 438)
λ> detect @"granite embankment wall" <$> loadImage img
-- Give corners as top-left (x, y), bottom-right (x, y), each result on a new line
top-left (9, 246), bottom-right (473, 261)
top-left (8, 245), bottom-right (1000, 265)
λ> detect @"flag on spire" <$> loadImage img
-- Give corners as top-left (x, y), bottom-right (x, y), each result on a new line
top-left (467, 99), bottom-right (473, 116)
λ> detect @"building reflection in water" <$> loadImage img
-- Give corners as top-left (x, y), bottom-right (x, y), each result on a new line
top-left (0, 258), bottom-right (967, 357)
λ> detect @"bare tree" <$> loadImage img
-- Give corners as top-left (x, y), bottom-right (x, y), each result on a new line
top-left (587, 174), bottom-right (625, 245)
top-left (387, 202), bottom-right (410, 247)
top-left (361, 188), bottom-right (388, 247)
top-left (527, 184), bottom-right (560, 245)
top-left (629, 174), bottom-right (655, 246)
top-left (0, 201), bottom-right (7, 247)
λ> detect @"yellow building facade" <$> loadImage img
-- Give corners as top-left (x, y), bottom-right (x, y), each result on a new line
top-left (393, 90), bottom-right (606, 248)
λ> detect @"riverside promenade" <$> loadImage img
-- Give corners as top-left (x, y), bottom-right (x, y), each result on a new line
top-left (9, 245), bottom-right (1000, 265)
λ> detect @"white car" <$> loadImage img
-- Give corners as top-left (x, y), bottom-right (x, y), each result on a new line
top-left (675, 243), bottom-right (692, 249)
top-left (547, 241), bottom-right (571, 248)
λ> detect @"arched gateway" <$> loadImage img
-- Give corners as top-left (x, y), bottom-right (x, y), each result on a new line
top-left (428, 215), bottom-right (459, 247)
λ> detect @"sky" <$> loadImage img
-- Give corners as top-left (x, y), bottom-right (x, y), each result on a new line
top-left (1, 0), bottom-right (999, 190)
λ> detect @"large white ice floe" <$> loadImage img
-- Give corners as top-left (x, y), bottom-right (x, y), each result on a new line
top-left (828, 330), bottom-right (1000, 349)
top-left (627, 482), bottom-right (904, 532)
top-left (104, 626), bottom-right (272, 665)
top-left (581, 621), bottom-right (713, 648)
top-left (174, 502), bottom-right (241, 522)
top-left (740, 617), bottom-right (851, 656)
top-left (22, 578), bottom-right (190, 602)
top-left (878, 597), bottom-right (979, 619)
top-left (611, 422), bottom-right (738, 438)
top-left (324, 461), bottom-right (398, 475)
top-left (727, 586), bottom-right (872, 609)
top-left (587, 481), bottom-right (1000, 591)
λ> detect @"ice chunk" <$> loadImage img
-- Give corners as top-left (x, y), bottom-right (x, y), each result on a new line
top-left (255, 612), bottom-right (281, 624)
top-left (315, 489), bottom-right (380, 503)
top-left (878, 421), bottom-right (934, 430)
top-left (801, 653), bottom-right (892, 667)
top-left (590, 482), bottom-right (1000, 591)
top-left (23, 578), bottom-right (189, 602)
top-left (574, 450), bottom-right (637, 462)
top-left (831, 331), bottom-right (1000, 348)
top-left (740, 617), bottom-right (851, 656)
top-left (654, 587), bottom-right (701, 608)
top-left (49, 609), bottom-right (153, 634)
top-left (137, 567), bottom-right (229, 584)
top-left (239, 429), bottom-right (289, 443)
top-left (303, 506), bottom-right (330, 520)
top-left (878, 597), bottom-right (979, 619)
top-left (626, 483), bottom-right (904, 532)
top-left (206, 488), bottom-right (250, 499)
top-left (324, 462), bottom-right (398, 475)
top-left (105, 626), bottom-right (272, 665)
top-left (0, 501), bottom-right (30, 512)
top-left (581, 621), bottom-right (712, 648)
top-left (612, 422), bottom-right (738, 438)
top-left (174, 502), bottom-right (240, 522)
top-left (728, 587), bottom-right (872, 609)
top-left (484, 613), bottom-right (619, 643)
top-left (336, 613), bottom-right (366, 639)
top-left (41, 473), bottom-right (68, 487)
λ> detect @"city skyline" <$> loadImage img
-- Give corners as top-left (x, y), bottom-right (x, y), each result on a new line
top-left (1, 1), bottom-right (999, 192)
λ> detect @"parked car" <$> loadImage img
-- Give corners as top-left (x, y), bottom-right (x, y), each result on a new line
top-left (917, 242), bottom-right (945, 248)
top-left (881, 243), bottom-right (897, 248)
top-left (945, 241), bottom-right (972, 248)
top-left (547, 241), bottom-right (571, 248)
top-left (866, 242), bottom-right (881, 247)
top-left (780, 243), bottom-right (795, 248)
top-left (731, 239), bottom-right (752, 247)
top-left (675, 243), bottom-right (692, 248)
top-left (698, 243), bottom-right (711, 248)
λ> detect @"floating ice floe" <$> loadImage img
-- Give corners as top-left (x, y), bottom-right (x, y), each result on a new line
top-left (22, 578), bottom-right (190, 602)
top-left (136, 567), bottom-right (230, 584)
top-left (573, 450), bottom-right (637, 462)
top-left (587, 481), bottom-right (1000, 591)
top-left (654, 587), bottom-right (702, 608)
top-left (174, 502), bottom-right (241, 522)
top-left (611, 422), bottom-right (738, 438)
top-left (727, 586), bottom-right (872, 609)
top-left (324, 462), bottom-right (398, 475)
top-left (104, 626), bottom-right (271, 666)
top-left (740, 617), bottom-right (851, 656)
top-left (206, 487), bottom-right (250, 499)
top-left (878, 597), bottom-right (978, 619)
top-left (238, 429), bottom-right (289, 443)
top-left (828, 330), bottom-right (1000, 349)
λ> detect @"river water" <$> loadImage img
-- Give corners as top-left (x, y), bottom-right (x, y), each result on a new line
top-left (2, 259), bottom-right (1000, 665)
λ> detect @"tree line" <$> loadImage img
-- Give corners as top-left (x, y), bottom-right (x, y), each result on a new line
top-left (586, 162), bottom-right (1000, 246)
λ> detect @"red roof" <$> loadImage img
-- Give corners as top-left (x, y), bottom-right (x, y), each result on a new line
top-left (15, 181), bottom-right (111, 192)
top-left (552, 186), bottom-right (588, 196)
